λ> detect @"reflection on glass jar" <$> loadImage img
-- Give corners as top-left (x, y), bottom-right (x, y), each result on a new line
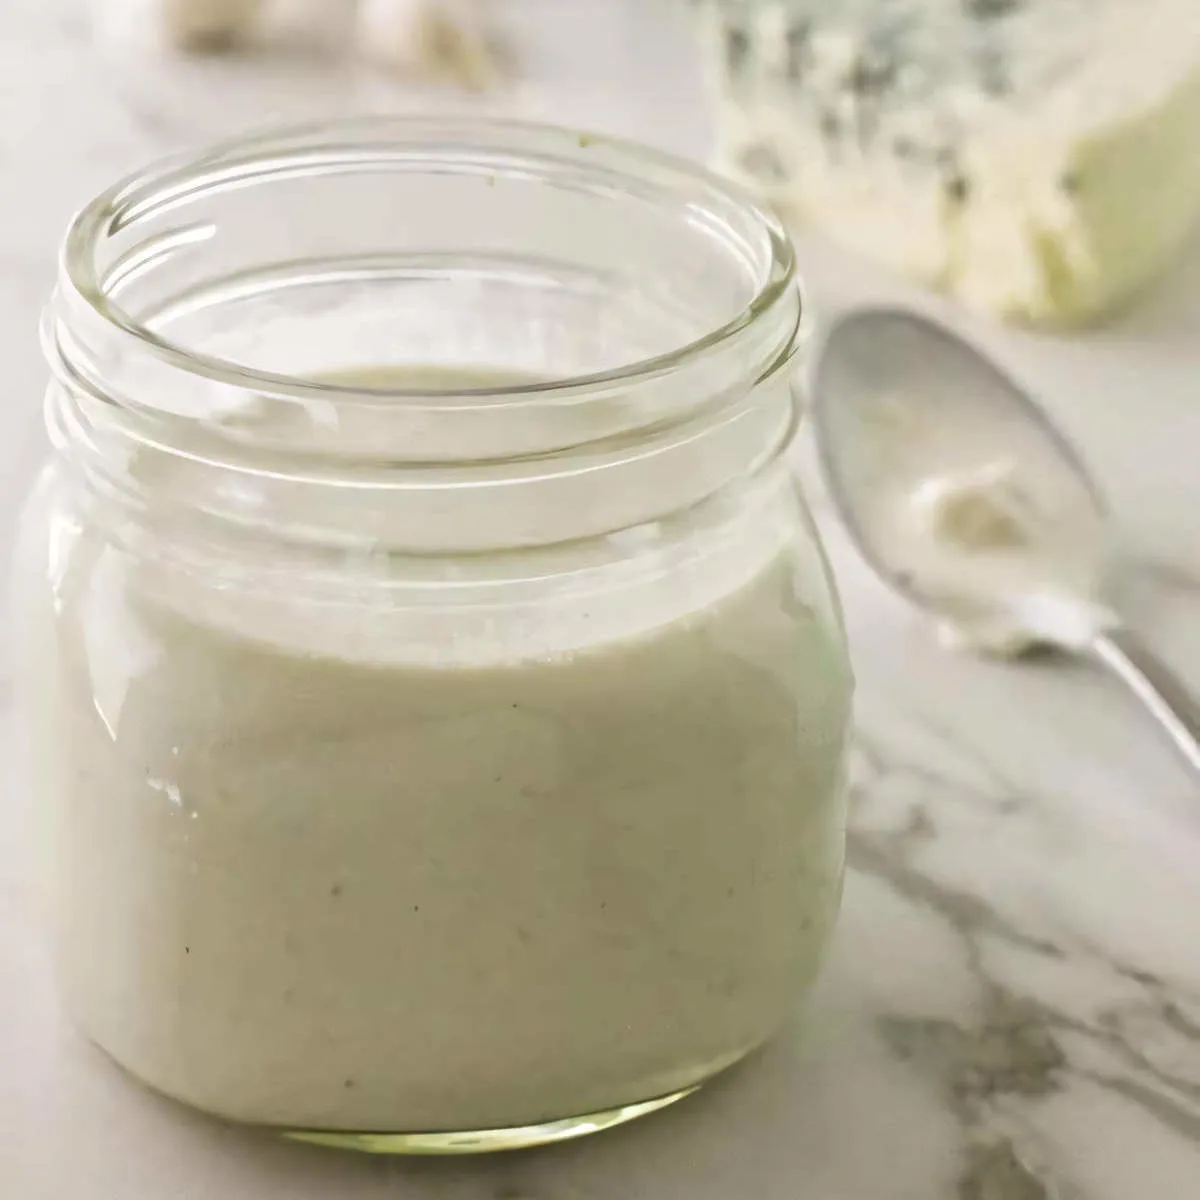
top-left (15, 118), bottom-right (852, 1153)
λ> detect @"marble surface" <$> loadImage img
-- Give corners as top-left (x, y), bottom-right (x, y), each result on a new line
top-left (3, 3), bottom-right (1199, 1198)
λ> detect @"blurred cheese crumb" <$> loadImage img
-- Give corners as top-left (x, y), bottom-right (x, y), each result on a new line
top-left (93, 0), bottom-right (262, 51)
top-left (357, 0), bottom-right (502, 89)
top-left (160, 0), bottom-right (262, 49)
top-left (94, 0), bottom-right (505, 87)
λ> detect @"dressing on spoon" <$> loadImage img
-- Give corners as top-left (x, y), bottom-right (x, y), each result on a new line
top-left (888, 451), bottom-right (1115, 654)
top-left (824, 369), bottom-right (1113, 655)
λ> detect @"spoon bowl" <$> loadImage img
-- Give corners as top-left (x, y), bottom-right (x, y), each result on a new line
top-left (810, 307), bottom-right (1109, 630)
top-left (809, 307), bottom-right (1200, 778)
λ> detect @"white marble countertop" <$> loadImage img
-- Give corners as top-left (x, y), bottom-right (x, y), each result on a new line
top-left (3, 4), bottom-right (1199, 1198)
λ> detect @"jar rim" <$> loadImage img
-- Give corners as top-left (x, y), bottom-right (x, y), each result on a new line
top-left (59, 115), bottom-right (800, 405)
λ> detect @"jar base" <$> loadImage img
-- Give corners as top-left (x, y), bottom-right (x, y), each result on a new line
top-left (281, 1085), bottom-right (700, 1155)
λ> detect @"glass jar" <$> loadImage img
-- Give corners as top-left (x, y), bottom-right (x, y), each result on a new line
top-left (16, 118), bottom-right (852, 1153)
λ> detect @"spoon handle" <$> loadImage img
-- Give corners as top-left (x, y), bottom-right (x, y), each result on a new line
top-left (1089, 628), bottom-right (1200, 778)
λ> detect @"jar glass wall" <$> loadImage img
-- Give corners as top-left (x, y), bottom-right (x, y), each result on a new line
top-left (16, 118), bottom-right (852, 1153)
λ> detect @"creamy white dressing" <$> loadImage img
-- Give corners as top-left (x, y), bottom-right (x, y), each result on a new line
top-left (896, 457), bottom-right (1115, 654)
top-left (839, 382), bottom-right (1113, 657)
top-left (24, 365), bottom-right (852, 1136)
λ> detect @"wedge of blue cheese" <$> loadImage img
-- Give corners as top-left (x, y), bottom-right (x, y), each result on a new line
top-left (694, 0), bottom-right (1200, 326)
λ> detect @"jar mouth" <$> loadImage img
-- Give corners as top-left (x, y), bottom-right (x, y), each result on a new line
top-left (58, 115), bottom-right (800, 408)
top-left (48, 117), bottom-right (806, 554)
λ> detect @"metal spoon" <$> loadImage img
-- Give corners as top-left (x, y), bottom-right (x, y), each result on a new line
top-left (810, 307), bottom-right (1200, 778)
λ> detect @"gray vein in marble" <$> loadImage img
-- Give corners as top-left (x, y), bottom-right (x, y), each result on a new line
top-left (857, 723), bottom-right (1030, 827)
top-left (1083, 1072), bottom-right (1200, 1144)
top-left (848, 726), bottom-right (1200, 1199)
top-left (957, 1140), bottom-right (1056, 1200)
